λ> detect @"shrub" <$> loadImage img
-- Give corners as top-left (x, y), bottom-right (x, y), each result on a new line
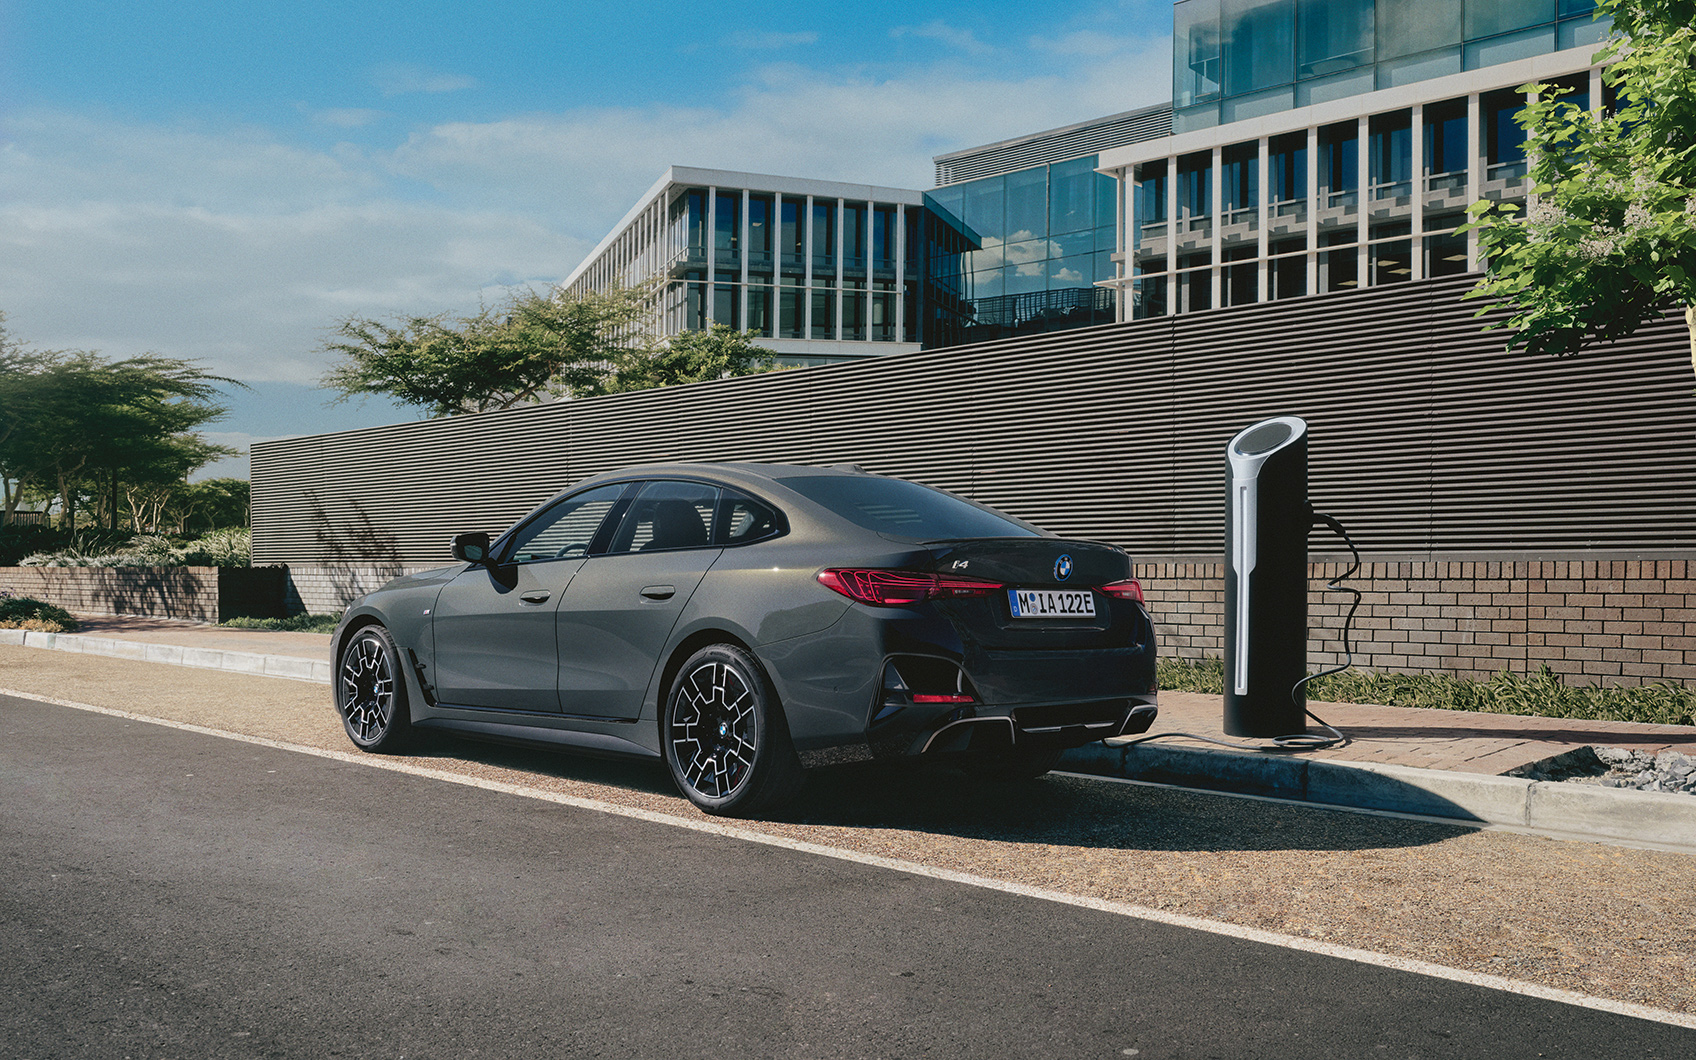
top-left (18, 528), bottom-right (250, 568)
top-left (1157, 656), bottom-right (1695, 727)
top-left (220, 611), bottom-right (341, 634)
top-left (180, 528), bottom-right (250, 568)
top-left (0, 591), bottom-right (79, 632)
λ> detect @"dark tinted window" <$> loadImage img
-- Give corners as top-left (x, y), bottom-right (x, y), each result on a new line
top-left (780, 475), bottom-right (1041, 540)
top-left (716, 489), bottom-right (784, 546)
top-left (606, 480), bottom-right (719, 554)
top-left (504, 484), bottom-right (627, 563)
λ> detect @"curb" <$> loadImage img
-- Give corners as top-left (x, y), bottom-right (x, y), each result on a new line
top-left (0, 628), bottom-right (331, 685)
top-left (1061, 740), bottom-right (1696, 852)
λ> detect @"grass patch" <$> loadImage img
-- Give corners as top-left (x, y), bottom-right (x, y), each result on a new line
top-left (1157, 656), bottom-right (1695, 727)
top-left (220, 612), bottom-right (342, 634)
top-left (0, 593), bottom-right (80, 633)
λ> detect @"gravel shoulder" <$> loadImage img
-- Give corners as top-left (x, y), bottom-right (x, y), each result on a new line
top-left (4, 644), bottom-right (1693, 1015)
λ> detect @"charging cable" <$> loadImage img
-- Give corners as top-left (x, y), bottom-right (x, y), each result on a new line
top-left (1120, 508), bottom-right (1360, 753)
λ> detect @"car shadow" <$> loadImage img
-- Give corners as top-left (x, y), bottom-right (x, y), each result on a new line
top-left (404, 734), bottom-right (1474, 854)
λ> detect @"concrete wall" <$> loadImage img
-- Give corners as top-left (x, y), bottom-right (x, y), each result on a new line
top-left (1138, 555), bottom-right (1696, 686)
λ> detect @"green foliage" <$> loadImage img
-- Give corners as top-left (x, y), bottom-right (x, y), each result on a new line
top-left (20, 528), bottom-right (251, 568)
top-left (0, 317), bottom-right (241, 531)
top-left (320, 286), bottom-right (652, 416)
top-left (179, 527), bottom-right (251, 567)
top-left (603, 324), bottom-right (778, 394)
top-left (219, 611), bottom-right (342, 633)
top-left (177, 478), bottom-right (250, 533)
top-left (319, 286), bottom-right (781, 416)
top-left (1158, 656), bottom-right (1696, 726)
top-left (1465, 0), bottom-right (1696, 359)
top-left (0, 591), bottom-right (79, 632)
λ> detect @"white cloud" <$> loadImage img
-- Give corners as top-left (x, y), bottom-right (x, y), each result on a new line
top-left (0, 28), bottom-right (1172, 441)
top-left (891, 20), bottom-right (993, 56)
top-left (373, 64), bottom-right (479, 97)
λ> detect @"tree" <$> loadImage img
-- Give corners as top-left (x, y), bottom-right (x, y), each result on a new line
top-left (0, 326), bottom-right (238, 529)
top-left (1466, 0), bottom-right (1696, 374)
top-left (320, 286), bottom-right (651, 416)
top-left (601, 324), bottom-right (778, 395)
top-left (319, 286), bottom-right (781, 415)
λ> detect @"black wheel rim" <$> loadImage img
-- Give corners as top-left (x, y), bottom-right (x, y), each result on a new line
top-left (670, 661), bottom-right (757, 799)
top-left (340, 634), bottom-right (394, 742)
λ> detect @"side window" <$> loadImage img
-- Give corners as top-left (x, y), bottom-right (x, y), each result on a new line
top-left (716, 489), bottom-right (784, 546)
top-left (606, 480), bottom-right (720, 555)
top-left (503, 484), bottom-right (627, 564)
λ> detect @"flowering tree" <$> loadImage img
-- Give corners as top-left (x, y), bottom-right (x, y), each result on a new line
top-left (1466, 0), bottom-right (1696, 375)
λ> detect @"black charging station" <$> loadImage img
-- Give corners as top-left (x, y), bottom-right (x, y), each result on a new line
top-left (1223, 416), bottom-right (1310, 738)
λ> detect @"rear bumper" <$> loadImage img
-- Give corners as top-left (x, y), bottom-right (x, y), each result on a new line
top-left (763, 597), bottom-right (1157, 769)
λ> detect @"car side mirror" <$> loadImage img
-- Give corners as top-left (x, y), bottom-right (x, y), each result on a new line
top-left (450, 532), bottom-right (492, 565)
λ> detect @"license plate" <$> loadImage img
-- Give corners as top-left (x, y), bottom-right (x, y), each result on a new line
top-left (1007, 588), bottom-right (1096, 619)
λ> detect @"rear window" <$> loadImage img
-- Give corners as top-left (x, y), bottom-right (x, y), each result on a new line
top-left (780, 475), bottom-right (1042, 540)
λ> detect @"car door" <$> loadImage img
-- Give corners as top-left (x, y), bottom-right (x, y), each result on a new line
top-left (556, 479), bottom-right (723, 719)
top-left (431, 483), bottom-right (629, 712)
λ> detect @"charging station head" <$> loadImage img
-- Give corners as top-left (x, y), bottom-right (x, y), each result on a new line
top-left (1228, 416), bottom-right (1307, 479)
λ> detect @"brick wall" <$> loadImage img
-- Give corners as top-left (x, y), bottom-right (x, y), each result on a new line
top-left (0, 567), bottom-right (285, 623)
top-left (1136, 557), bottom-right (1696, 687)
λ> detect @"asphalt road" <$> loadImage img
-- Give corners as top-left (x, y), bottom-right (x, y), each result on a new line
top-left (3, 692), bottom-right (1691, 1060)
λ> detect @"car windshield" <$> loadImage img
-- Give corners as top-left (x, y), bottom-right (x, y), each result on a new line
top-left (779, 475), bottom-right (1042, 540)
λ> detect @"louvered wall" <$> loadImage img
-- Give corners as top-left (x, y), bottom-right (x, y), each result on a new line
top-left (253, 275), bottom-right (1696, 569)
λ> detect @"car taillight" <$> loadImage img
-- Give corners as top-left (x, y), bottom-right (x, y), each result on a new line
top-left (1098, 578), bottom-right (1145, 604)
top-left (817, 568), bottom-right (1005, 606)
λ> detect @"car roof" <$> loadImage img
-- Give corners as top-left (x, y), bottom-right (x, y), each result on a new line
top-left (568, 461), bottom-right (868, 492)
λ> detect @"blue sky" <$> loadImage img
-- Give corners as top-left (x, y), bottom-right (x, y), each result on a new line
top-left (0, 0), bottom-right (1174, 476)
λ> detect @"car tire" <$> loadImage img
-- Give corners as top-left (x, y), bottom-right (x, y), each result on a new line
top-left (335, 624), bottom-right (412, 753)
top-left (663, 643), bottom-right (804, 817)
top-left (965, 741), bottom-right (1064, 781)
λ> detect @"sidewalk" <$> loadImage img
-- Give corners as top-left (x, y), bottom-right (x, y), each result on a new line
top-left (5, 612), bottom-right (1695, 852)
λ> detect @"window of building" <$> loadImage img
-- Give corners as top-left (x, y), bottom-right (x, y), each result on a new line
top-left (1482, 86), bottom-right (1529, 197)
top-left (781, 199), bottom-right (804, 272)
top-left (871, 281), bottom-right (896, 341)
top-left (872, 206), bottom-right (897, 272)
top-left (1223, 0), bottom-right (1295, 96)
top-left (1369, 109), bottom-right (1412, 200)
top-left (779, 281), bottom-right (804, 339)
top-left (748, 195), bottom-right (773, 271)
top-left (844, 203), bottom-right (868, 271)
top-left (811, 201), bottom-right (836, 273)
top-left (1221, 141), bottom-right (1259, 232)
top-left (714, 192), bottom-right (740, 270)
top-left (747, 284), bottom-right (773, 337)
top-left (1049, 157), bottom-right (1097, 235)
top-left (1006, 167), bottom-right (1046, 240)
top-left (1178, 151), bottom-right (1213, 232)
top-left (1296, 0), bottom-right (1373, 78)
top-left (712, 283), bottom-right (739, 329)
top-left (810, 286), bottom-right (836, 339)
top-left (1377, 0), bottom-right (1462, 61)
top-left (1174, 0), bottom-right (1223, 106)
top-left (1222, 244), bottom-right (1259, 307)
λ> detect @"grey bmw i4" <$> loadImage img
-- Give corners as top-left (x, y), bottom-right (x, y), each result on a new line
top-left (332, 463), bottom-right (1158, 815)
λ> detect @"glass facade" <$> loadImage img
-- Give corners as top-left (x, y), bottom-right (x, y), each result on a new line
top-left (923, 155), bottom-right (1118, 345)
top-left (1172, 0), bottom-right (1606, 133)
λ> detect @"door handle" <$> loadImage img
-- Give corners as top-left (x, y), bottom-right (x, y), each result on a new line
top-left (519, 590), bottom-right (552, 604)
top-left (640, 585), bottom-right (676, 600)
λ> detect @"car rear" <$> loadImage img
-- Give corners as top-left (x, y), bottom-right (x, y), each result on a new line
top-left (769, 470), bottom-right (1158, 765)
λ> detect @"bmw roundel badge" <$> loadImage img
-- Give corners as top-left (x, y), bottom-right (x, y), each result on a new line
top-left (1054, 554), bottom-right (1073, 581)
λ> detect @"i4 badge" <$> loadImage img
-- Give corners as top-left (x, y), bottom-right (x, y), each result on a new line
top-left (1054, 554), bottom-right (1073, 581)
